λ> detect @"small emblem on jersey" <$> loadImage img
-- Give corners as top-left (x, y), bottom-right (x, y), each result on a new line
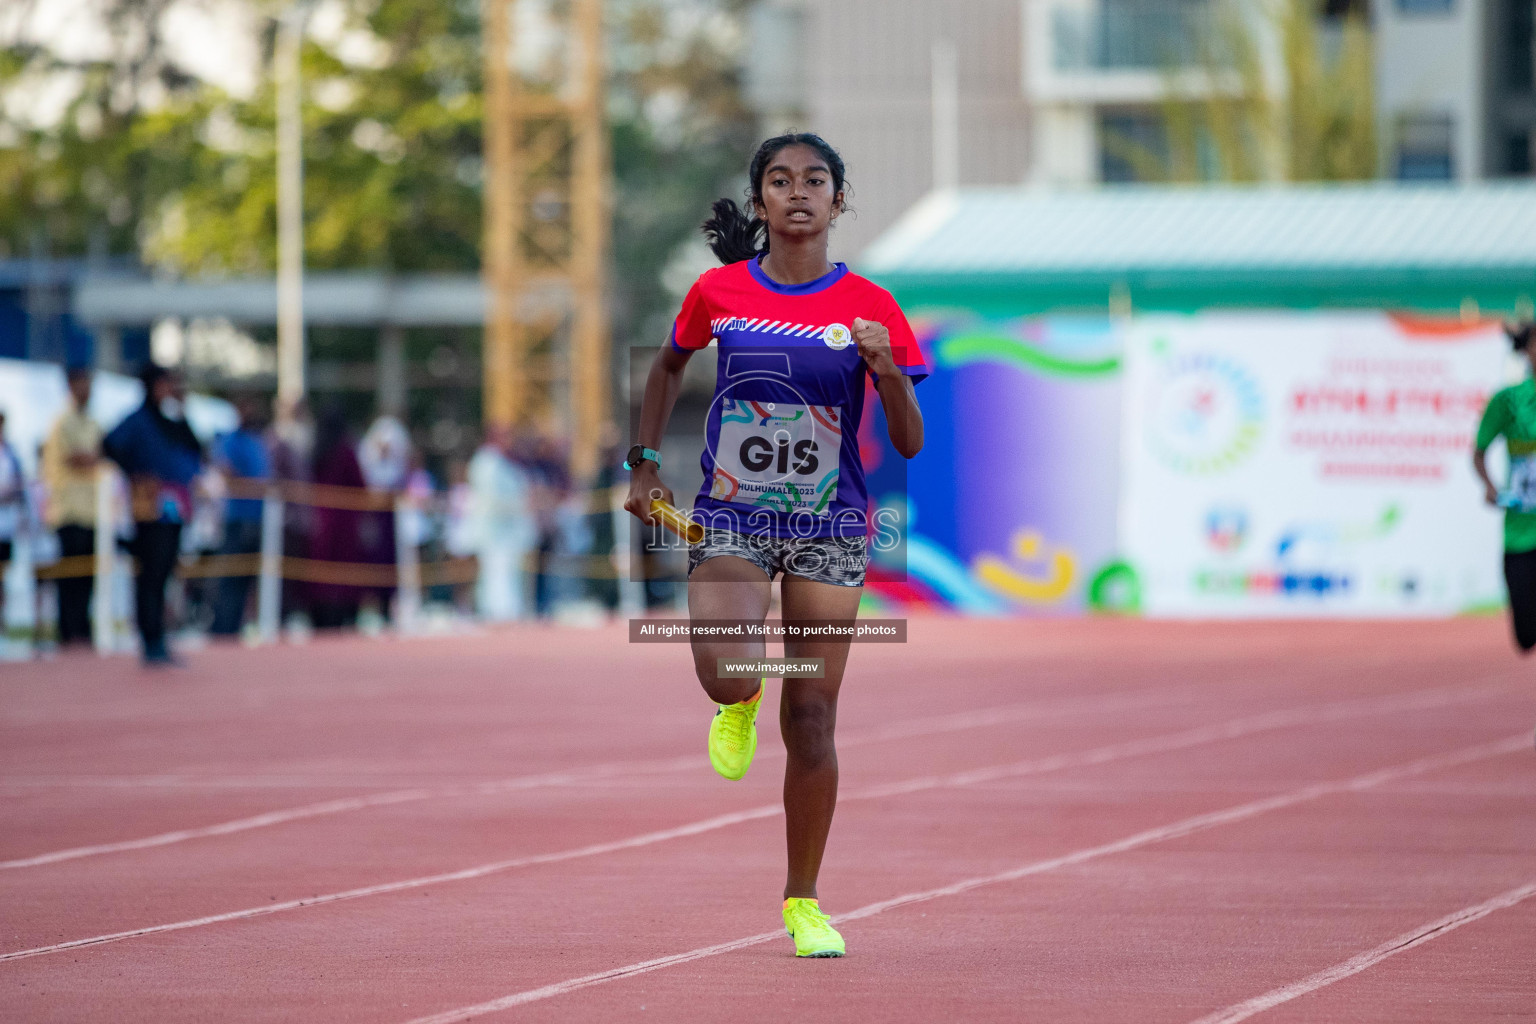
top-left (823, 323), bottom-right (853, 350)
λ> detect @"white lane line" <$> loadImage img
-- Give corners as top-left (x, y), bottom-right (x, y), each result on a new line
top-left (1186, 881), bottom-right (1536, 1024)
top-left (398, 735), bottom-right (1530, 1024)
top-left (0, 761), bottom-right (692, 871)
top-left (0, 804), bottom-right (783, 965)
top-left (0, 776), bottom-right (439, 790)
top-left (0, 684), bottom-right (1215, 869)
top-left (0, 683), bottom-right (1516, 965)
top-left (0, 684), bottom-right (1197, 790)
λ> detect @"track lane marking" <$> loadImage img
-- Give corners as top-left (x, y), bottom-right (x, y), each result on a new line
top-left (1185, 880), bottom-right (1536, 1024)
top-left (0, 688), bottom-right (1518, 963)
top-left (0, 683), bottom-right (1219, 870)
top-left (397, 735), bottom-right (1529, 1023)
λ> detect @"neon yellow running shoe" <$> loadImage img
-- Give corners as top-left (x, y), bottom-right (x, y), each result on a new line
top-left (707, 680), bottom-right (763, 780)
top-left (783, 898), bottom-right (845, 958)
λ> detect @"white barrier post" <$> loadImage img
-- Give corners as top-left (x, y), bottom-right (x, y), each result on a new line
top-left (92, 468), bottom-right (115, 654)
top-left (256, 486), bottom-right (283, 644)
top-left (614, 486), bottom-right (645, 617)
top-left (393, 495), bottom-right (421, 634)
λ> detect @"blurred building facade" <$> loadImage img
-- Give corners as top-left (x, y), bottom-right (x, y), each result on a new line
top-left (745, 0), bottom-right (1033, 260)
top-left (1376, 0), bottom-right (1536, 181)
top-left (749, 0), bottom-right (1536, 260)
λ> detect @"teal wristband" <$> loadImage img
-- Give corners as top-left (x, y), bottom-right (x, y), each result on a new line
top-left (623, 446), bottom-right (661, 471)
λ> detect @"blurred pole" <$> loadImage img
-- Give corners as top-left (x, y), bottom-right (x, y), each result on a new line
top-left (614, 487), bottom-right (644, 618)
top-left (91, 467), bottom-right (114, 654)
top-left (378, 323), bottom-right (407, 416)
top-left (569, 0), bottom-right (611, 482)
top-left (276, 5), bottom-right (311, 412)
top-left (931, 39), bottom-right (959, 192)
top-left (393, 495), bottom-right (422, 634)
top-left (256, 487), bottom-right (283, 644)
top-left (482, 0), bottom-right (527, 430)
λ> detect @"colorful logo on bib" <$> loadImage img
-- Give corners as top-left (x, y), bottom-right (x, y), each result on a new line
top-left (710, 399), bottom-right (842, 514)
top-left (823, 323), bottom-right (853, 350)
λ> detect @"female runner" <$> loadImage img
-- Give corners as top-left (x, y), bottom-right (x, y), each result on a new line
top-left (623, 133), bottom-right (926, 957)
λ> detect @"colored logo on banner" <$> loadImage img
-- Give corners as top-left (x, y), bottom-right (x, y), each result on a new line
top-left (1146, 349), bottom-right (1263, 474)
top-left (1204, 506), bottom-right (1249, 553)
top-left (973, 529), bottom-right (1077, 605)
top-left (1275, 504), bottom-right (1402, 560)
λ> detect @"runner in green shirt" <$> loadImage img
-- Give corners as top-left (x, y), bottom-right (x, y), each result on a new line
top-left (1473, 321), bottom-right (1536, 652)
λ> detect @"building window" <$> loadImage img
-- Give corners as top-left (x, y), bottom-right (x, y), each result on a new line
top-left (1508, 133), bottom-right (1533, 176)
top-left (1395, 114), bottom-right (1454, 180)
top-left (1395, 0), bottom-right (1454, 13)
top-left (1099, 112), bottom-right (1167, 183)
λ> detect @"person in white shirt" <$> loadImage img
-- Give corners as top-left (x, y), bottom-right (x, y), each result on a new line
top-left (466, 425), bottom-right (536, 621)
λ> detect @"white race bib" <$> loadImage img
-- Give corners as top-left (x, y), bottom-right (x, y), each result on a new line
top-left (710, 399), bottom-right (841, 514)
top-left (1510, 454), bottom-right (1536, 512)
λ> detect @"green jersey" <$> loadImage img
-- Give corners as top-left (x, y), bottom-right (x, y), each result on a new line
top-left (1476, 378), bottom-right (1536, 553)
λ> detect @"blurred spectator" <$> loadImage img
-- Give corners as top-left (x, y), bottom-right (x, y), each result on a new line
top-left (0, 410), bottom-right (24, 635)
top-left (584, 437), bottom-right (624, 613)
top-left (467, 425), bottom-right (536, 621)
top-left (359, 413), bottom-right (411, 492)
top-left (441, 457), bottom-right (472, 609)
top-left (526, 431), bottom-right (572, 617)
top-left (40, 368), bottom-right (102, 647)
top-left (268, 397), bottom-right (315, 625)
top-left (308, 407), bottom-right (369, 630)
top-left (102, 364), bottom-right (204, 667)
top-left (355, 412), bottom-right (404, 619)
top-left (29, 440), bottom-right (59, 645)
top-left (209, 395), bottom-right (272, 639)
top-left (399, 450), bottom-right (437, 549)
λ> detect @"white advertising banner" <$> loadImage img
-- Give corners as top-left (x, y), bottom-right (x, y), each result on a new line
top-left (1120, 313), bottom-right (1514, 617)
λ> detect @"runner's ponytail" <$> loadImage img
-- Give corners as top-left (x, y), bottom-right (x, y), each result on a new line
top-left (701, 197), bottom-right (765, 265)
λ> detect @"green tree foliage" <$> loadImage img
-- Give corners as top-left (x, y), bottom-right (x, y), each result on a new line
top-left (1103, 0), bottom-right (1376, 183)
top-left (0, 0), bottom-right (761, 353)
top-left (145, 0), bottom-right (486, 274)
top-left (0, 0), bottom-right (209, 260)
top-left (607, 0), bottom-right (758, 348)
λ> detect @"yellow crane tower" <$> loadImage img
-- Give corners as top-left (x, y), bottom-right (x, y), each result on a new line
top-left (481, 0), bottom-right (612, 480)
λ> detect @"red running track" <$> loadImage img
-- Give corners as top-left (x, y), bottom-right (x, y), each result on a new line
top-left (0, 616), bottom-right (1533, 1023)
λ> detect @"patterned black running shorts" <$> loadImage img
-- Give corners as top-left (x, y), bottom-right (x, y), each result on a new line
top-left (687, 528), bottom-right (868, 587)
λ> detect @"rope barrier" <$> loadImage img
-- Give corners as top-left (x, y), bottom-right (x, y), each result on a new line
top-left (22, 470), bottom-right (651, 653)
top-left (222, 478), bottom-right (629, 514)
top-left (32, 551), bottom-right (626, 584)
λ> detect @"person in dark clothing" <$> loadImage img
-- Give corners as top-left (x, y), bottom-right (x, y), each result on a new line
top-left (585, 440), bottom-right (622, 612)
top-left (308, 407), bottom-right (369, 630)
top-left (267, 396), bottom-right (316, 626)
top-left (210, 395), bottom-right (272, 637)
top-left (102, 364), bottom-right (203, 666)
top-left (0, 411), bottom-right (23, 633)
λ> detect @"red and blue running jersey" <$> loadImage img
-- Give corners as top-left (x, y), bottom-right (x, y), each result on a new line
top-left (671, 256), bottom-right (927, 538)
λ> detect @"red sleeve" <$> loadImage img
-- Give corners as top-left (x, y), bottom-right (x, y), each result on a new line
top-left (670, 274), bottom-right (714, 351)
top-left (873, 291), bottom-right (928, 385)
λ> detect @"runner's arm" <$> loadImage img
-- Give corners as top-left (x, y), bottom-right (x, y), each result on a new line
top-left (1472, 447), bottom-right (1500, 506)
top-left (875, 373), bottom-right (923, 459)
top-left (623, 344), bottom-right (693, 524)
top-left (1474, 394), bottom-right (1507, 507)
top-left (853, 317), bottom-right (924, 459)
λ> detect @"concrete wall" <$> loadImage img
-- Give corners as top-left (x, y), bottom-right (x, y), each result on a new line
top-left (1374, 0), bottom-right (1487, 180)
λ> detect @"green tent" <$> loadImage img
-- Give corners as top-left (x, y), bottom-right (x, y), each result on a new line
top-left (860, 183), bottom-right (1536, 316)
